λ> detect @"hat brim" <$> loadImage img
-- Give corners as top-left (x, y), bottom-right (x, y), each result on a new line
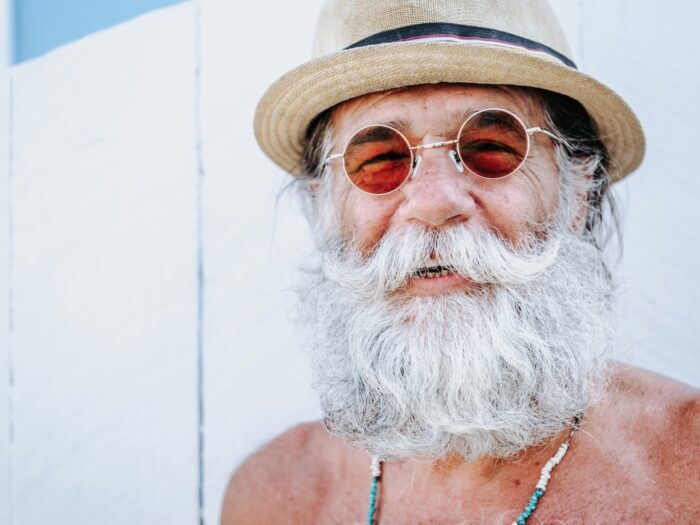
top-left (254, 41), bottom-right (645, 181)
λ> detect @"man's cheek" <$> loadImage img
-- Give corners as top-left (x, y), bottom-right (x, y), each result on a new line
top-left (353, 209), bottom-right (399, 254)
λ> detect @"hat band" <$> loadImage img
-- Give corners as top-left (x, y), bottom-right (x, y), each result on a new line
top-left (345, 22), bottom-right (577, 69)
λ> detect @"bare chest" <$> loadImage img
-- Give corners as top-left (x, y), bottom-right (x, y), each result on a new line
top-left (314, 470), bottom-right (685, 524)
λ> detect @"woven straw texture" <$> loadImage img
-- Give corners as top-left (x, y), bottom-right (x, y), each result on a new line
top-left (255, 0), bottom-right (645, 180)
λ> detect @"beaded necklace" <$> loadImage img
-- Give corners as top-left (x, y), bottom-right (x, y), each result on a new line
top-left (366, 415), bottom-right (582, 525)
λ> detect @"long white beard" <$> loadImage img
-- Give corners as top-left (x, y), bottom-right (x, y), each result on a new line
top-left (296, 223), bottom-right (614, 462)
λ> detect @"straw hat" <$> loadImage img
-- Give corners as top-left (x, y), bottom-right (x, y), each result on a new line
top-left (254, 0), bottom-right (645, 181)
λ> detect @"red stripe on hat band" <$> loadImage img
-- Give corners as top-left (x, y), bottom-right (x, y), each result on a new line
top-left (345, 22), bottom-right (577, 69)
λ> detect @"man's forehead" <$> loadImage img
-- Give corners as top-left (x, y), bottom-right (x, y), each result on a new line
top-left (330, 83), bottom-right (545, 138)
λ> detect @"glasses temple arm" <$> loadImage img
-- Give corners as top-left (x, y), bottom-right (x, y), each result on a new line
top-left (528, 127), bottom-right (574, 151)
top-left (324, 153), bottom-right (344, 165)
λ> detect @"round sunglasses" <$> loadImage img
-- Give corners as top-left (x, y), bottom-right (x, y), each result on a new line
top-left (324, 108), bottom-right (569, 195)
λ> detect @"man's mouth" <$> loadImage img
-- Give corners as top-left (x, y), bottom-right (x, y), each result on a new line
top-left (413, 264), bottom-right (457, 279)
top-left (405, 261), bottom-right (472, 295)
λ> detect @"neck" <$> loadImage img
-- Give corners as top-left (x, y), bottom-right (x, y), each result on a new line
top-left (383, 423), bottom-right (576, 492)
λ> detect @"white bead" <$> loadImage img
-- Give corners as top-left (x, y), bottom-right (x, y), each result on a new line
top-left (371, 456), bottom-right (381, 477)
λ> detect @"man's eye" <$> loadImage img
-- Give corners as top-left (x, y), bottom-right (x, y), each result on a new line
top-left (462, 140), bottom-right (518, 155)
top-left (361, 150), bottom-right (408, 166)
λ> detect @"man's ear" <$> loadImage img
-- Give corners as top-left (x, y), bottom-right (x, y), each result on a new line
top-left (307, 179), bottom-right (323, 209)
top-left (571, 174), bottom-right (592, 234)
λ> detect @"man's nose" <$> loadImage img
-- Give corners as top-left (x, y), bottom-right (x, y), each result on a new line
top-left (398, 148), bottom-right (477, 227)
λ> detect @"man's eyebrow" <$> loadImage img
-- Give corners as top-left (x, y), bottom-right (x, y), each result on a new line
top-left (454, 108), bottom-right (526, 134)
top-left (373, 109), bottom-right (526, 137)
top-left (379, 115), bottom-right (462, 137)
top-left (454, 108), bottom-right (479, 128)
top-left (381, 119), bottom-right (410, 133)
top-left (350, 125), bottom-right (405, 145)
top-left (342, 119), bottom-right (410, 145)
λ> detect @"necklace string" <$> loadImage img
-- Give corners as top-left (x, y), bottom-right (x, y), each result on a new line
top-left (366, 414), bottom-right (582, 525)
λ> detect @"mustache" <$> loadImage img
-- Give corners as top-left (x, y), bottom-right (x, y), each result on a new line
top-left (321, 223), bottom-right (562, 298)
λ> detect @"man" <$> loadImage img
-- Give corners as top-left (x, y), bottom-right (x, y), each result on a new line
top-left (224, 0), bottom-right (700, 523)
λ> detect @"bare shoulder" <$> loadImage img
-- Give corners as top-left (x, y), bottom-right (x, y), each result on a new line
top-left (603, 364), bottom-right (700, 505)
top-left (220, 422), bottom-right (339, 525)
top-left (608, 363), bottom-right (700, 432)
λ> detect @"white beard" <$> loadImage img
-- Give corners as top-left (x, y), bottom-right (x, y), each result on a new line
top-left (296, 222), bottom-right (614, 462)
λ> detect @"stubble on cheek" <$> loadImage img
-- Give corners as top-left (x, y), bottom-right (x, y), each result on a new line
top-left (334, 183), bottom-right (402, 257)
top-left (480, 166), bottom-right (561, 244)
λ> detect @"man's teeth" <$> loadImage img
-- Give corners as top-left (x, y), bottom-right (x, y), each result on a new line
top-left (415, 265), bottom-right (455, 278)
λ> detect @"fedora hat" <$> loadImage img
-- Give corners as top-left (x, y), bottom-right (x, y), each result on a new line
top-left (254, 0), bottom-right (645, 181)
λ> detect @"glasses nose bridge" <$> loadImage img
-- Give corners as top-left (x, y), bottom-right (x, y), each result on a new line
top-left (410, 138), bottom-right (462, 179)
top-left (411, 138), bottom-right (459, 152)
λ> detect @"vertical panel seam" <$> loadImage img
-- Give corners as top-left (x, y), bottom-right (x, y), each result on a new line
top-left (193, 0), bottom-right (206, 524)
top-left (7, 70), bottom-right (15, 525)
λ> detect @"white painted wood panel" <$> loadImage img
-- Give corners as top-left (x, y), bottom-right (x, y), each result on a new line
top-left (0, 0), bottom-right (12, 520)
top-left (10, 5), bottom-right (200, 523)
top-left (0, 76), bottom-right (10, 525)
top-left (198, 0), bottom-right (324, 522)
top-left (572, 1), bottom-right (700, 385)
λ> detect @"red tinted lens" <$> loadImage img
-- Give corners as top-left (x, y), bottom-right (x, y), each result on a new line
top-left (343, 125), bottom-right (412, 194)
top-left (458, 110), bottom-right (528, 179)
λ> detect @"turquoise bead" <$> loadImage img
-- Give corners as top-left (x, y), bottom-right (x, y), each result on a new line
top-left (367, 478), bottom-right (379, 525)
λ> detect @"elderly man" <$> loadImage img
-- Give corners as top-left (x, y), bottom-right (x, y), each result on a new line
top-left (223, 0), bottom-right (700, 523)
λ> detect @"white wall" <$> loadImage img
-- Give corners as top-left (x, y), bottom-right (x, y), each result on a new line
top-left (8, 4), bottom-right (200, 524)
top-left (549, 0), bottom-right (700, 381)
top-left (1, 0), bottom-right (12, 521)
top-left (1, 1), bottom-right (698, 524)
top-left (197, 0), bottom-right (322, 522)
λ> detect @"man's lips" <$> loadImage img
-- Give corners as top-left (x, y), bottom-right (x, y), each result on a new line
top-left (407, 265), bottom-right (473, 295)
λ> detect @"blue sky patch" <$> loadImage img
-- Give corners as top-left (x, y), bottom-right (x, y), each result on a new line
top-left (13, 0), bottom-right (184, 63)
